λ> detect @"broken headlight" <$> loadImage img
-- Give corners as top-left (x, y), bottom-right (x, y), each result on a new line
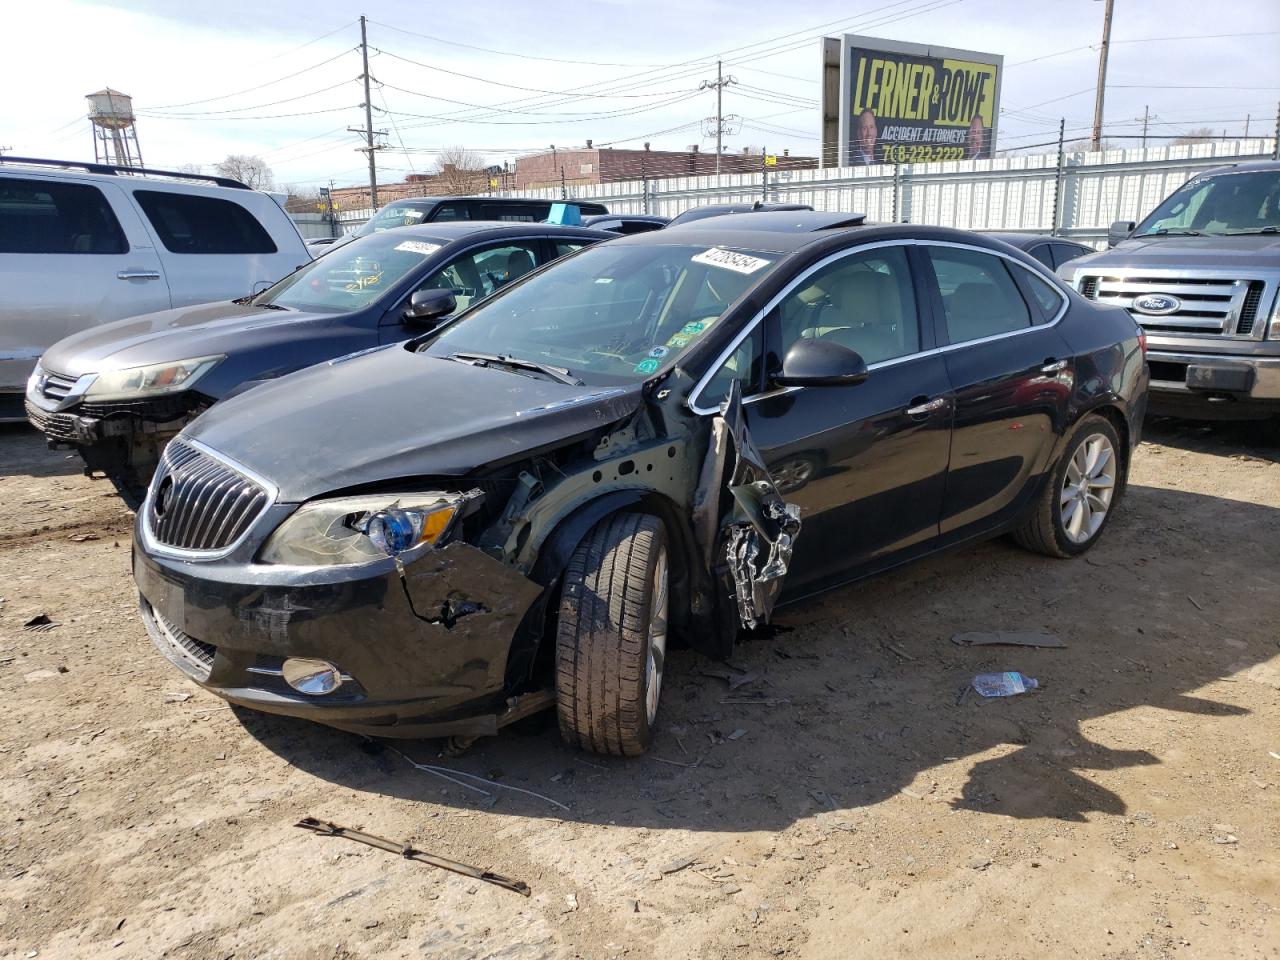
top-left (84, 355), bottom-right (224, 402)
top-left (259, 491), bottom-right (479, 567)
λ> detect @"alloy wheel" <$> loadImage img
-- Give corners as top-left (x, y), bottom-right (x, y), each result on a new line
top-left (644, 546), bottom-right (669, 725)
top-left (1060, 432), bottom-right (1117, 544)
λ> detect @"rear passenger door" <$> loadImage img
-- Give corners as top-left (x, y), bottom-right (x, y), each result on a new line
top-left (0, 176), bottom-right (168, 390)
top-left (128, 188), bottom-right (282, 306)
top-left (921, 243), bottom-right (1074, 539)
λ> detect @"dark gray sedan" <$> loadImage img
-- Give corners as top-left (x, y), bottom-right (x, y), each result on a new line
top-left (26, 222), bottom-right (611, 505)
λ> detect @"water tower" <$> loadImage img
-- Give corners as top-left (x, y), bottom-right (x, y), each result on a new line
top-left (86, 88), bottom-right (143, 168)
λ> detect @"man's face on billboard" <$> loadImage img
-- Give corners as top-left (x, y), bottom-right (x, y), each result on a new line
top-left (858, 110), bottom-right (877, 156)
top-left (967, 115), bottom-right (986, 157)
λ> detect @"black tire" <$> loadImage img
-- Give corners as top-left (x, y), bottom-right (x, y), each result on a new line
top-left (555, 513), bottom-right (668, 757)
top-left (1014, 414), bottom-right (1124, 558)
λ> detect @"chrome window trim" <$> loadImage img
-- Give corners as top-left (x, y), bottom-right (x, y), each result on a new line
top-left (687, 238), bottom-right (1070, 416)
top-left (139, 436), bottom-right (280, 562)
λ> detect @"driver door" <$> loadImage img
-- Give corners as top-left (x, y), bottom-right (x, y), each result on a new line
top-left (700, 245), bottom-right (954, 599)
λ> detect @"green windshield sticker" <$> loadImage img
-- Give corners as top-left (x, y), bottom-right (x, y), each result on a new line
top-left (681, 320), bottom-right (707, 335)
top-left (666, 333), bottom-right (692, 348)
top-left (634, 357), bottom-right (661, 375)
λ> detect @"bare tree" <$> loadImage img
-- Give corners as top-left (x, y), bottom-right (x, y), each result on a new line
top-left (280, 183), bottom-right (322, 213)
top-left (176, 162), bottom-right (204, 175)
top-left (1065, 138), bottom-right (1118, 153)
top-left (1173, 127), bottom-right (1215, 146)
top-left (432, 146), bottom-right (488, 194)
top-left (214, 154), bottom-right (275, 190)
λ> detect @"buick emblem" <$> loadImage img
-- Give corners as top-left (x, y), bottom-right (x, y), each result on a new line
top-left (153, 475), bottom-right (174, 517)
top-left (1132, 293), bottom-right (1181, 315)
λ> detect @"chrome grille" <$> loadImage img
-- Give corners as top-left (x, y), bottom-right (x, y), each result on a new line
top-left (146, 439), bottom-right (270, 553)
top-left (41, 370), bottom-right (78, 401)
top-left (1085, 274), bottom-right (1268, 336)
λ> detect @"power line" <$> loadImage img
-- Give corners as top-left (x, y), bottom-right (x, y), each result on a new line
top-left (139, 48), bottom-right (356, 110)
top-left (138, 78), bottom-right (357, 118)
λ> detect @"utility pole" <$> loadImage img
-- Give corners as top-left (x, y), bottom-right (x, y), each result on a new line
top-left (1090, 0), bottom-right (1115, 152)
top-left (349, 15), bottom-right (386, 209)
top-left (1244, 114), bottom-right (1251, 139)
top-left (1274, 102), bottom-right (1280, 160)
top-left (700, 61), bottom-right (737, 175)
top-left (1141, 105), bottom-right (1149, 149)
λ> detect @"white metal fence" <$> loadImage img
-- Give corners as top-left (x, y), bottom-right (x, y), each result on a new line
top-left (291, 138), bottom-right (1277, 245)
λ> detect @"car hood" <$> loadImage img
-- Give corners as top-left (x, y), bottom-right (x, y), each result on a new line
top-left (184, 346), bottom-right (645, 502)
top-left (40, 302), bottom-right (334, 377)
top-left (1071, 233), bottom-right (1280, 272)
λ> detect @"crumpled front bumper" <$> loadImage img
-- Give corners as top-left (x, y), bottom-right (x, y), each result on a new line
top-left (133, 526), bottom-right (547, 739)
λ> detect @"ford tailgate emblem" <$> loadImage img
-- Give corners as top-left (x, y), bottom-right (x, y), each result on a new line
top-left (1132, 293), bottom-right (1181, 315)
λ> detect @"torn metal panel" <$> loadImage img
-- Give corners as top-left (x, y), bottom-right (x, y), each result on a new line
top-left (715, 381), bottom-right (803, 630)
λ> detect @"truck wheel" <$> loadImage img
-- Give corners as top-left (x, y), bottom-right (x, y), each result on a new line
top-left (1014, 414), bottom-right (1123, 558)
top-left (555, 513), bottom-right (668, 756)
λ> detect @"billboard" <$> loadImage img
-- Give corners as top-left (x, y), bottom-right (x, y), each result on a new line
top-left (820, 35), bottom-right (1003, 168)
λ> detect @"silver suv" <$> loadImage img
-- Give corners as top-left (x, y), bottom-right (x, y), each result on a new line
top-left (1059, 160), bottom-right (1280, 419)
top-left (0, 157), bottom-right (309, 421)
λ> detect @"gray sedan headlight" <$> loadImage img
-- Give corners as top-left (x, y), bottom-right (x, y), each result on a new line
top-left (259, 491), bottom-right (480, 567)
top-left (83, 355), bottom-right (224, 402)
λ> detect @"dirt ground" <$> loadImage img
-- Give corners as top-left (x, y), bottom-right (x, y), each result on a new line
top-left (0, 417), bottom-right (1277, 960)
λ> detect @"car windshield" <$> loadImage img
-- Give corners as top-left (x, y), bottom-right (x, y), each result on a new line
top-left (1136, 170), bottom-right (1280, 236)
top-left (422, 242), bottom-right (781, 385)
top-left (354, 200), bottom-right (439, 237)
top-left (252, 232), bottom-right (449, 312)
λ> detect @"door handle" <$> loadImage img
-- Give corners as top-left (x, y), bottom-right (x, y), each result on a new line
top-left (1041, 358), bottom-right (1069, 374)
top-left (905, 396), bottom-right (948, 419)
top-left (117, 270), bottom-right (161, 281)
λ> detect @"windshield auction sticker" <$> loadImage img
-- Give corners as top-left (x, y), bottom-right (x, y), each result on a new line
top-left (395, 240), bottom-right (443, 256)
top-left (691, 248), bottom-right (773, 275)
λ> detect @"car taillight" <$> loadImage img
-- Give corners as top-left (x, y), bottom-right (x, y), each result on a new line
top-left (1137, 329), bottom-right (1147, 355)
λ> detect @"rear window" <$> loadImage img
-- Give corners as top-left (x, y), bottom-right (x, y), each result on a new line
top-left (0, 178), bottom-right (127, 254)
top-left (133, 190), bottom-right (277, 254)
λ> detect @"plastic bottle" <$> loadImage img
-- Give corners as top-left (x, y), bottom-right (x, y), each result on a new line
top-left (971, 672), bottom-right (1039, 698)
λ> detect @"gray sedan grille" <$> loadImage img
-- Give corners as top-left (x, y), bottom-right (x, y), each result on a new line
top-left (40, 370), bottom-right (78, 401)
top-left (146, 439), bottom-right (270, 553)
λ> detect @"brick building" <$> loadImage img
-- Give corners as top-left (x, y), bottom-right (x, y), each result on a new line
top-left (514, 143), bottom-right (817, 190)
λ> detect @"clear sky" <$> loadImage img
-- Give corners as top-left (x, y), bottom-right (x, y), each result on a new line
top-left (4, 0), bottom-right (1279, 190)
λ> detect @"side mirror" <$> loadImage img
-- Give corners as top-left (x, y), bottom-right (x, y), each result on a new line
top-left (774, 337), bottom-right (868, 388)
top-left (1107, 220), bottom-right (1136, 247)
top-left (404, 288), bottom-right (457, 325)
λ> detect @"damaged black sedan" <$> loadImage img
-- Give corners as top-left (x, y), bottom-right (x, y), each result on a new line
top-left (133, 213), bottom-right (1147, 756)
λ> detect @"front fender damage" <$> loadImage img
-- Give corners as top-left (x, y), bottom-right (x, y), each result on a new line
top-left (699, 381), bottom-right (802, 630)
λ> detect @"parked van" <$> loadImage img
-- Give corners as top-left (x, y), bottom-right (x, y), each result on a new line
top-left (0, 157), bottom-right (309, 420)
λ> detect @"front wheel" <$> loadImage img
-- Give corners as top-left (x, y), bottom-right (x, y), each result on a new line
top-left (1014, 414), bottom-right (1124, 558)
top-left (555, 513), bottom-right (668, 756)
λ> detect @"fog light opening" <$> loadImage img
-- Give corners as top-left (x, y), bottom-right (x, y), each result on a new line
top-left (282, 658), bottom-right (344, 696)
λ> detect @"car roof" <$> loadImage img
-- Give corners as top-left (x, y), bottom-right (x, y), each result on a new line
top-left (667, 210), bottom-right (867, 234)
top-left (984, 232), bottom-right (1089, 250)
top-left (376, 222), bottom-right (614, 241)
top-left (583, 213), bottom-right (669, 224)
top-left (378, 195), bottom-right (605, 207)
top-left (610, 221), bottom-right (1044, 257)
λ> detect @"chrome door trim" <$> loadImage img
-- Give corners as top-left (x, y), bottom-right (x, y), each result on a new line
top-left (687, 238), bottom-right (1070, 416)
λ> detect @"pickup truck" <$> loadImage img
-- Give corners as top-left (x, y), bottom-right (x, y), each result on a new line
top-left (1058, 160), bottom-right (1280, 419)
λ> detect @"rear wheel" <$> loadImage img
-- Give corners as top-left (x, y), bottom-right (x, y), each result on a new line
top-left (555, 513), bottom-right (668, 756)
top-left (1014, 414), bottom-right (1123, 558)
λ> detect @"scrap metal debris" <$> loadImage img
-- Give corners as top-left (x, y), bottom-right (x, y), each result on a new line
top-left (951, 631), bottom-right (1066, 649)
top-left (386, 746), bottom-right (570, 812)
top-left (716, 382), bottom-right (803, 630)
top-left (294, 818), bottom-right (530, 897)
